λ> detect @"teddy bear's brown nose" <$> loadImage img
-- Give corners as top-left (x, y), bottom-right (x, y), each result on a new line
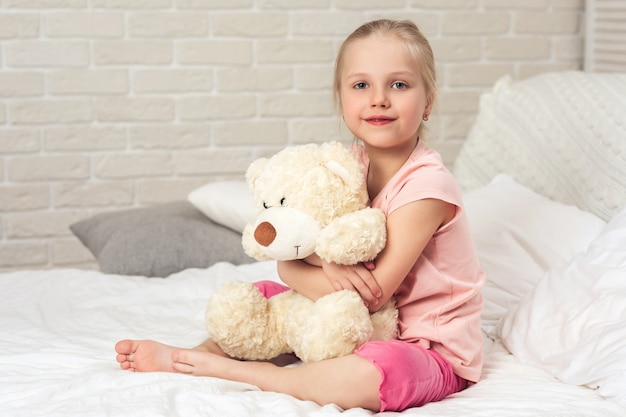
top-left (254, 222), bottom-right (276, 247)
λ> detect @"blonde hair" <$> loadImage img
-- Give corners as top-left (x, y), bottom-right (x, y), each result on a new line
top-left (333, 19), bottom-right (437, 139)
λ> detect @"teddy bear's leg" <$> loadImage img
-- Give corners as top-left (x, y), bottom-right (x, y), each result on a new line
top-left (281, 292), bottom-right (314, 362)
top-left (205, 281), bottom-right (290, 361)
top-left (370, 298), bottom-right (399, 341)
top-left (292, 290), bottom-right (374, 363)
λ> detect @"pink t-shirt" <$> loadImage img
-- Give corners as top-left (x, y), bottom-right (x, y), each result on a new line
top-left (356, 141), bottom-right (484, 383)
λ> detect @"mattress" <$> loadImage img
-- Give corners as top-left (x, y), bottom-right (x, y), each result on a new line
top-left (1, 261), bottom-right (624, 417)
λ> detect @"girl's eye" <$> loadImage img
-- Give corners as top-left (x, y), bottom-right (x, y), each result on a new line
top-left (263, 202), bottom-right (269, 209)
top-left (354, 82), bottom-right (368, 89)
top-left (392, 82), bottom-right (408, 89)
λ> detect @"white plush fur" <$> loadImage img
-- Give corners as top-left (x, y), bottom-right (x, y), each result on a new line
top-left (205, 142), bottom-right (398, 363)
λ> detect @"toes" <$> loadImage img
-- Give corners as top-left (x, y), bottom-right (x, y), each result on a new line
top-left (115, 339), bottom-right (135, 354)
top-left (171, 361), bottom-right (193, 374)
top-left (115, 339), bottom-right (141, 372)
top-left (171, 350), bottom-right (194, 373)
top-left (171, 349), bottom-right (184, 364)
top-left (118, 358), bottom-right (133, 371)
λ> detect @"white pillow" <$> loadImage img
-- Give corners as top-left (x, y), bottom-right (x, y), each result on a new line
top-left (454, 72), bottom-right (626, 223)
top-left (463, 174), bottom-right (606, 336)
top-left (188, 181), bottom-right (255, 233)
top-left (498, 207), bottom-right (626, 407)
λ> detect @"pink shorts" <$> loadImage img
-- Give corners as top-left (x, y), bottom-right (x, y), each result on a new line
top-left (355, 340), bottom-right (467, 411)
top-left (253, 280), bottom-right (467, 411)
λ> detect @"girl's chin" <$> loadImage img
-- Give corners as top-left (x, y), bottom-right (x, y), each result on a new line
top-left (360, 136), bottom-right (417, 150)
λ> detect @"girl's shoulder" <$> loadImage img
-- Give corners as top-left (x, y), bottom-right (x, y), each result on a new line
top-left (408, 140), bottom-right (444, 168)
top-left (404, 142), bottom-right (455, 187)
top-left (385, 143), bottom-right (463, 211)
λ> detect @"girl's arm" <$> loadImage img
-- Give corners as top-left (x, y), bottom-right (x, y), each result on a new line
top-left (276, 259), bottom-right (336, 301)
top-left (278, 252), bottom-right (384, 306)
top-left (321, 198), bottom-right (456, 311)
top-left (278, 198), bottom-right (454, 310)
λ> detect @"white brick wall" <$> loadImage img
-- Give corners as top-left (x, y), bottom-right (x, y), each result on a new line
top-left (0, 0), bottom-right (584, 271)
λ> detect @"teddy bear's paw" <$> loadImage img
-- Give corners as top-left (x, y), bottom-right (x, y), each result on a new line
top-left (316, 208), bottom-right (387, 265)
top-left (296, 291), bottom-right (374, 362)
top-left (370, 298), bottom-right (399, 341)
top-left (205, 281), bottom-right (287, 360)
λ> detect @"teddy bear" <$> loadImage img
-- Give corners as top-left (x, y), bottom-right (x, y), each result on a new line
top-left (205, 141), bottom-right (398, 363)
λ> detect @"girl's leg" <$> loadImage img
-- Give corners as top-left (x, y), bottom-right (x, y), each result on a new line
top-left (354, 340), bottom-right (467, 411)
top-left (115, 280), bottom-right (289, 372)
top-left (172, 348), bottom-right (382, 411)
top-left (116, 281), bottom-right (382, 409)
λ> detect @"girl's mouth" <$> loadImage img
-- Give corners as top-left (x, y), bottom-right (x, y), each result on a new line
top-left (365, 116), bottom-right (395, 126)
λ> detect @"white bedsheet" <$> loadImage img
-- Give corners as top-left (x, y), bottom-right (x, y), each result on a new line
top-left (1, 262), bottom-right (624, 417)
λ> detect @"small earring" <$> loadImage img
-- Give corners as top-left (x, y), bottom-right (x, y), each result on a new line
top-left (422, 114), bottom-right (429, 121)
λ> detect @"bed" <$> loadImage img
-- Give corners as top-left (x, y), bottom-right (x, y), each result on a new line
top-left (1, 71), bottom-right (625, 417)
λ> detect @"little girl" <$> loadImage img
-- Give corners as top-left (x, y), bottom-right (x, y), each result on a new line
top-left (115, 19), bottom-right (484, 412)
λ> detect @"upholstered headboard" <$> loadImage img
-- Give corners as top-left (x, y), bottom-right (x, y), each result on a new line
top-left (454, 71), bottom-right (626, 222)
top-left (584, 0), bottom-right (626, 72)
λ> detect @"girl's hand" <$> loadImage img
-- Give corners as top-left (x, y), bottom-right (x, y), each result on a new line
top-left (320, 260), bottom-right (382, 308)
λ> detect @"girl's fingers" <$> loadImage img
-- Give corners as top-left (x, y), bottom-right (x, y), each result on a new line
top-left (358, 269), bottom-right (382, 298)
top-left (349, 271), bottom-right (380, 306)
top-left (362, 261), bottom-right (376, 270)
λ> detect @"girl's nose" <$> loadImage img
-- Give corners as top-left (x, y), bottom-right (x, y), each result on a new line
top-left (370, 88), bottom-right (390, 108)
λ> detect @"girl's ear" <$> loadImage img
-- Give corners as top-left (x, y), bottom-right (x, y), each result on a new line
top-left (423, 90), bottom-right (436, 121)
top-left (426, 89), bottom-right (436, 113)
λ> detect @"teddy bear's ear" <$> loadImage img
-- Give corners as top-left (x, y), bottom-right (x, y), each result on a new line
top-left (245, 157), bottom-right (269, 190)
top-left (324, 160), bottom-right (352, 185)
top-left (318, 141), bottom-right (363, 192)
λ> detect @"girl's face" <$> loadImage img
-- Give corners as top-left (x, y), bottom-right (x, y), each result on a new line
top-left (339, 34), bottom-right (432, 151)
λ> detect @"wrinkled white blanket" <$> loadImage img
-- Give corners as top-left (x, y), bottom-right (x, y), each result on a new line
top-left (1, 261), bottom-right (624, 417)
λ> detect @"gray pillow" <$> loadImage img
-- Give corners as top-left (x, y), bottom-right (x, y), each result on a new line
top-left (70, 201), bottom-right (254, 277)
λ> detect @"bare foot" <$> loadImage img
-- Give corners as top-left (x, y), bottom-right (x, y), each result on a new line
top-left (171, 348), bottom-right (230, 376)
top-left (115, 339), bottom-right (178, 373)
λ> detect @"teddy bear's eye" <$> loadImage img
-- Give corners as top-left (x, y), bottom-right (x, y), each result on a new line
top-left (262, 199), bottom-right (285, 209)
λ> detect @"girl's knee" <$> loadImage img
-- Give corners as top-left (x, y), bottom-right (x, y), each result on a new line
top-left (354, 340), bottom-right (462, 411)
